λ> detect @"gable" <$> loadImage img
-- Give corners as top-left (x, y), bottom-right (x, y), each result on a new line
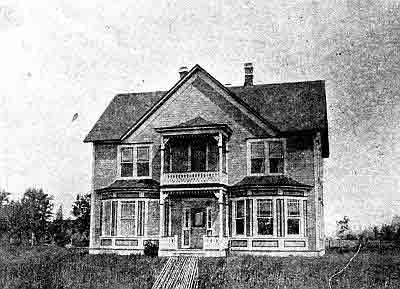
top-left (124, 74), bottom-right (272, 142)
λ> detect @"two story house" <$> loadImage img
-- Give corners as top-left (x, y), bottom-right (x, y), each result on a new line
top-left (84, 63), bottom-right (329, 257)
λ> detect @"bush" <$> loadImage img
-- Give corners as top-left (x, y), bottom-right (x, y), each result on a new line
top-left (144, 240), bottom-right (159, 257)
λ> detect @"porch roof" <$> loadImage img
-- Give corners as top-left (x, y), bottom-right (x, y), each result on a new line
top-left (232, 175), bottom-right (312, 189)
top-left (97, 179), bottom-right (159, 192)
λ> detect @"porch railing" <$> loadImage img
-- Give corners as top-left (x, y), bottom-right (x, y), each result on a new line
top-left (159, 235), bottom-right (178, 250)
top-left (203, 236), bottom-right (228, 250)
top-left (161, 171), bottom-right (228, 185)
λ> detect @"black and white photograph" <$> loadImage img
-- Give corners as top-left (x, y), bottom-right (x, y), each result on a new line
top-left (0, 0), bottom-right (399, 288)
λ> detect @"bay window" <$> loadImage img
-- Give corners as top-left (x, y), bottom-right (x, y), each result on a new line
top-left (101, 200), bottom-right (147, 237)
top-left (119, 144), bottom-right (152, 178)
top-left (232, 198), bottom-right (305, 238)
top-left (248, 139), bottom-right (285, 175)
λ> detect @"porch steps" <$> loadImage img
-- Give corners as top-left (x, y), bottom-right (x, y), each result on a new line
top-left (152, 256), bottom-right (198, 289)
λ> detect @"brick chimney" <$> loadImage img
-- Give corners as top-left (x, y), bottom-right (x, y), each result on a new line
top-left (179, 66), bottom-right (189, 79)
top-left (244, 62), bottom-right (253, 86)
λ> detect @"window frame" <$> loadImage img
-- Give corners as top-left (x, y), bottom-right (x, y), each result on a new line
top-left (118, 144), bottom-right (153, 179)
top-left (256, 199), bottom-right (274, 236)
top-left (286, 199), bottom-right (303, 237)
top-left (246, 138), bottom-right (286, 176)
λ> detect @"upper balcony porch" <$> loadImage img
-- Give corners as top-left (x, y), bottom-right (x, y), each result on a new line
top-left (156, 117), bottom-right (231, 187)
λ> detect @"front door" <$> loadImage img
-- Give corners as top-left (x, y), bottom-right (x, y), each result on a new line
top-left (182, 208), bottom-right (191, 248)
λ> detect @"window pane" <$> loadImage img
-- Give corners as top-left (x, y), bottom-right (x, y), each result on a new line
top-left (258, 218), bottom-right (273, 235)
top-left (251, 159), bottom-right (265, 174)
top-left (257, 200), bottom-right (272, 217)
top-left (191, 142), bottom-right (206, 172)
top-left (120, 202), bottom-right (135, 236)
top-left (208, 143), bottom-right (219, 172)
top-left (121, 148), bottom-right (133, 162)
top-left (121, 163), bottom-right (133, 177)
top-left (137, 162), bottom-right (149, 177)
top-left (121, 201), bottom-right (135, 218)
top-left (288, 218), bottom-right (300, 234)
top-left (171, 144), bottom-right (188, 172)
top-left (236, 200), bottom-right (245, 218)
top-left (111, 201), bottom-right (118, 236)
top-left (138, 201), bottom-right (145, 236)
top-left (269, 141), bottom-right (283, 158)
top-left (236, 219), bottom-right (244, 235)
top-left (269, 158), bottom-right (284, 173)
top-left (251, 142), bottom-right (265, 158)
top-left (103, 201), bottom-right (111, 236)
top-left (137, 147), bottom-right (149, 161)
top-left (288, 200), bottom-right (300, 216)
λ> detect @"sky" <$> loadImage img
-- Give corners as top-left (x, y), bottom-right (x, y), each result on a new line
top-left (0, 0), bottom-right (399, 234)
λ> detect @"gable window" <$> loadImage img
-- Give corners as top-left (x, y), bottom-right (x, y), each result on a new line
top-left (119, 144), bottom-right (152, 178)
top-left (257, 199), bottom-right (273, 235)
top-left (287, 199), bottom-right (301, 235)
top-left (248, 139), bottom-right (285, 175)
top-left (250, 142), bottom-right (265, 174)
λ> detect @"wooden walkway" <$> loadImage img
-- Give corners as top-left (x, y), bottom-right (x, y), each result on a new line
top-left (152, 256), bottom-right (198, 289)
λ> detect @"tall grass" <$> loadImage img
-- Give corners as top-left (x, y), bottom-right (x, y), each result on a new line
top-left (198, 250), bottom-right (400, 289)
top-left (0, 246), bottom-right (166, 289)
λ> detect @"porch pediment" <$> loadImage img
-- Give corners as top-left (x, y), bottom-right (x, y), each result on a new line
top-left (155, 116), bottom-right (233, 137)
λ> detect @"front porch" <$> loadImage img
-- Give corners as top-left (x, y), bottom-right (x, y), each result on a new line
top-left (158, 190), bottom-right (229, 257)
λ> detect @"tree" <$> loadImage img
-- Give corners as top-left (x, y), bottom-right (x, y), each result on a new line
top-left (72, 193), bottom-right (91, 234)
top-left (336, 216), bottom-right (351, 240)
top-left (0, 189), bottom-right (10, 206)
top-left (56, 205), bottom-right (63, 221)
top-left (5, 200), bottom-right (28, 244)
top-left (21, 188), bottom-right (53, 244)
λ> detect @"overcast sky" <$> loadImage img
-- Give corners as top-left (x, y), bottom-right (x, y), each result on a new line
top-left (1, 0), bottom-right (399, 234)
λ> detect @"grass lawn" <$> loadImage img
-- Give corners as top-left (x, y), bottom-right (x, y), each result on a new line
top-left (1, 246), bottom-right (399, 289)
top-left (198, 250), bottom-right (400, 289)
top-left (0, 246), bottom-right (166, 289)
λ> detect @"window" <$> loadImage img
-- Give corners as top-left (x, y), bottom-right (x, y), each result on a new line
top-left (257, 200), bottom-right (273, 235)
top-left (120, 145), bottom-right (151, 178)
top-left (269, 141), bottom-right (284, 174)
top-left (287, 199), bottom-right (301, 235)
top-left (250, 142), bottom-right (265, 174)
top-left (102, 201), bottom-right (117, 236)
top-left (121, 148), bottom-right (134, 177)
top-left (206, 207), bottom-right (213, 236)
top-left (120, 201), bottom-right (136, 236)
top-left (235, 200), bottom-right (245, 235)
top-left (137, 147), bottom-right (150, 177)
top-left (248, 140), bottom-right (285, 175)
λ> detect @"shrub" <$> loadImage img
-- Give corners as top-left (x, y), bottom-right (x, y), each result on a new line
top-left (144, 240), bottom-right (159, 257)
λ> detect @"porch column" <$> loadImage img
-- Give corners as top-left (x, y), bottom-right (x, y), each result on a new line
top-left (218, 132), bottom-right (223, 174)
top-left (218, 190), bottom-right (224, 249)
top-left (159, 192), bottom-right (168, 237)
top-left (160, 137), bottom-right (169, 185)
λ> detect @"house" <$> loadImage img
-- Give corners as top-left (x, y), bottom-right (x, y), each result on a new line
top-left (84, 63), bottom-right (329, 257)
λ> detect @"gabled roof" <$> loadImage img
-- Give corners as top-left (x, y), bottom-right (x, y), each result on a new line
top-left (178, 116), bottom-right (218, 127)
top-left (84, 65), bottom-right (329, 156)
